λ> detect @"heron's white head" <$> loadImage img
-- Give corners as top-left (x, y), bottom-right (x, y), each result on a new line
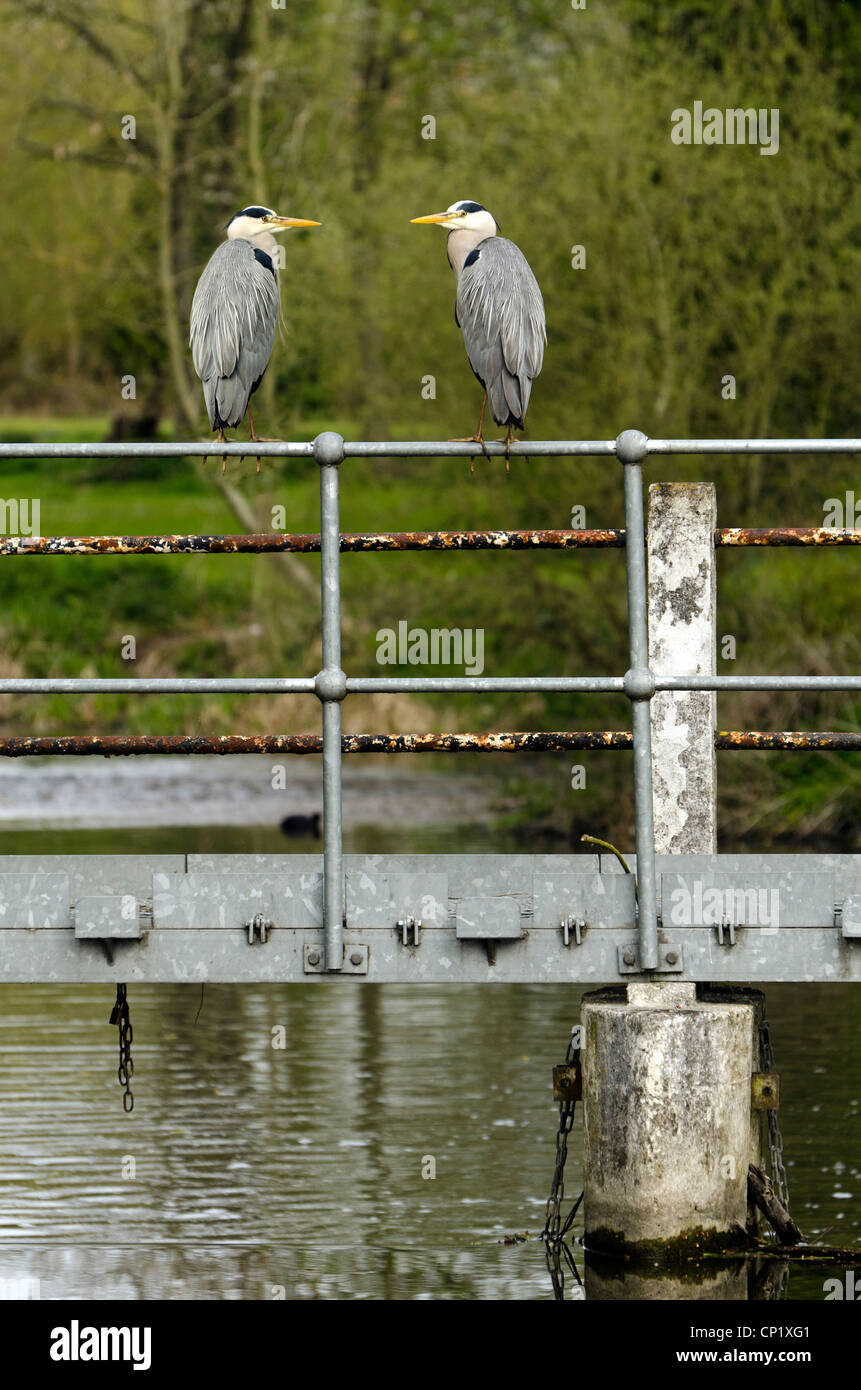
top-left (410, 200), bottom-right (498, 239)
top-left (226, 205), bottom-right (321, 241)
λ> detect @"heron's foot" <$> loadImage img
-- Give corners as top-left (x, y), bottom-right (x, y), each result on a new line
top-left (210, 429), bottom-right (233, 473)
top-left (493, 427), bottom-right (518, 471)
top-left (448, 434), bottom-right (489, 472)
top-left (249, 434), bottom-right (281, 471)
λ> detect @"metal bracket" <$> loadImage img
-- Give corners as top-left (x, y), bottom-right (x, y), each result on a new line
top-left (397, 916), bottom-right (421, 947)
top-left (553, 1061), bottom-right (582, 1101)
top-left (455, 896), bottom-right (522, 939)
top-left (716, 918), bottom-right (737, 946)
top-left (304, 943), bottom-right (369, 975)
top-left (561, 915), bottom-right (585, 946)
top-left (617, 942), bottom-right (684, 974)
top-left (751, 1072), bottom-right (780, 1110)
top-left (74, 894), bottom-right (141, 940)
top-left (245, 913), bottom-right (271, 945)
top-left (839, 894), bottom-right (861, 938)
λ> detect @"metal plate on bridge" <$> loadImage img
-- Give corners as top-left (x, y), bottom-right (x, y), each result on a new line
top-left (74, 894), bottom-right (141, 939)
top-left (346, 871), bottom-right (448, 928)
top-left (660, 871), bottom-right (834, 930)
top-left (533, 872), bottom-right (635, 929)
top-left (840, 894), bottom-right (861, 938)
top-left (0, 855), bottom-right (184, 904)
top-left (455, 896), bottom-right (522, 939)
top-left (153, 872), bottom-right (323, 929)
top-left (0, 873), bottom-right (70, 928)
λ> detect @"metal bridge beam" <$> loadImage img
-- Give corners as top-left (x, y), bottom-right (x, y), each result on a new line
top-left (0, 853), bottom-right (857, 984)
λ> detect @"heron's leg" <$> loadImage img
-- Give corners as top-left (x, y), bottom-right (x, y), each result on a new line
top-left (215, 426), bottom-right (228, 474)
top-left (505, 424), bottom-right (515, 471)
top-left (247, 403), bottom-right (282, 465)
top-left (449, 393), bottom-right (490, 471)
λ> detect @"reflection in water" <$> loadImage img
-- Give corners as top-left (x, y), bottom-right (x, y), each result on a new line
top-left (0, 980), bottom-right (857, 1299)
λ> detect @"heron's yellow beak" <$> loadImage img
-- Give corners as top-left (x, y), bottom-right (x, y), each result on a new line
top-left (410, 211), bottom-right (462, 226)
top-left (266, 215), bottom-right (321, 229)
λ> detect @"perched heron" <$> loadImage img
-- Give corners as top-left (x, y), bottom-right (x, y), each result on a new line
top-left (190, 205), bottom-right (320, 468)
top-left (411, 200), bottom-right (546, 467)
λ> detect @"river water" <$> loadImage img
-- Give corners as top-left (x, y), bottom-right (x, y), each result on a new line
top-left (0, 773), bottom-right (857, 1301)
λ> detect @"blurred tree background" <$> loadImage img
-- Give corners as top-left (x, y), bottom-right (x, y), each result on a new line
top-left (0, 0), bottom-right (858, 847)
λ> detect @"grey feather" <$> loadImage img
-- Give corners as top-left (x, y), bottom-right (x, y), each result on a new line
top-left (190, 239), bottom-right (280, 430)
top-left (455, 237), bottom-right (546, 428)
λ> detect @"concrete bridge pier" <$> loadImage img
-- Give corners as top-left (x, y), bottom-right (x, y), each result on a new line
top-left (581, 482), bottom-right (765, 1275)
top-left (581, 983), bottom-right (764, 1268)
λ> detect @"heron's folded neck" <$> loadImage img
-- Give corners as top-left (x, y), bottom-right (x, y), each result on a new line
top-left (247, 230), bottom-right (279, 257)
top-left (446, 227), bottom-right (495, 282)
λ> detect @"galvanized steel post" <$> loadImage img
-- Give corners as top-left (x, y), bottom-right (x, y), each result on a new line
top-left (616, 430), bottom-right (659, 970)
top-left (314, 432), bottom-right (347, 971)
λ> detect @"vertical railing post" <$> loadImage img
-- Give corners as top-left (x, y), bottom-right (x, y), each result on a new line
top-left (616, 430), bottom-right (659, 970)
top-left (313, 431), bottom-right (346, 971)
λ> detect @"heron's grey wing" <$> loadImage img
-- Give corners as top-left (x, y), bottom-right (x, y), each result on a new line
top-left (189, 240), bottom-right (280, 430)
top-left (455, 237), bottom-right (546, 427)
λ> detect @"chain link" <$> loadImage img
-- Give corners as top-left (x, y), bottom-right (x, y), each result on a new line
top-left (541, 1028), bottom-right (584, 1300)
top-left (109, 983), bottom-right (134, 1113)
top-left (759, 1019), bottom-right (788, 1209)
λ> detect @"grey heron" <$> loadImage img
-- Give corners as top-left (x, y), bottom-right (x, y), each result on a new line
top-left (190, 205), bottom-right (320, 468)
top-left (411, 200), bottom-right (546, 467)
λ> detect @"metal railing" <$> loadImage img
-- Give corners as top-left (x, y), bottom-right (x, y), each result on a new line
top-left (1, 429), bottom-right (860, 972)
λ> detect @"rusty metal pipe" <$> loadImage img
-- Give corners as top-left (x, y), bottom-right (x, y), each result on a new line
top-left (0, 730), bottom-right (856, 756)
top-left (0, 529), bottom-right (626, 556)
top-left (3, 528), bottom-right (860, 558)
top-left (715, 528), bottom-right (861, 546)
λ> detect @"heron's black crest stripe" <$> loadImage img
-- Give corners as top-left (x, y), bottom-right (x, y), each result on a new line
top-left (456, 201), bottom-right (486, 214)
top-left (227, 205), bottom-right (275, 226)
top-left (463, 248), bottom-right (481, 268)
top-left (253, 247), bottom-right (275, 276)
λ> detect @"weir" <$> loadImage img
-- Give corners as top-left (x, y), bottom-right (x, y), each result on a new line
top-left (1, 429), bottom-right (859, 1260)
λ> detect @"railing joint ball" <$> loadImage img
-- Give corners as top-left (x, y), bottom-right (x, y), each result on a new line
top-left (314, 667), bottom-right (347, 702)
top-left (623, 666), bottom-right (656, 701)
top-left (615, 429), bottom-right (649, 464)
top-left (313, 431), bottom-right (345, 466)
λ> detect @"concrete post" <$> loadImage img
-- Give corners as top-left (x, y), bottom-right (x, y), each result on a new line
top-left (647, 482), bottom-right (717, 854)
top-left (580, 483), bottom-right (763, 1278)
top-left (582, 984), bottom-right (754, 1260)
